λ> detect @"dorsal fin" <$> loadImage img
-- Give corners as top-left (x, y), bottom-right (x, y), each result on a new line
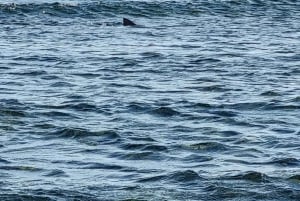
top-left (123, 18), bottom-right (136, 26)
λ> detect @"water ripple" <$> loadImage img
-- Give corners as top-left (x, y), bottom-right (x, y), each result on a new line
top-left (0, 0), bottom-right (299, 200)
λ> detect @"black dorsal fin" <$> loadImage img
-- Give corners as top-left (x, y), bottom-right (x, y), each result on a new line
top-left (123, 18), bottom-right (136, 26)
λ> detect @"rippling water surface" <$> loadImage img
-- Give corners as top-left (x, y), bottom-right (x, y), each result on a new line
top-left (0, 0), bottom-right (300, 200)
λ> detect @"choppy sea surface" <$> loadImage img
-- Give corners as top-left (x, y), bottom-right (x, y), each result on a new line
top-left (1, 0), bottom-right (300, 200)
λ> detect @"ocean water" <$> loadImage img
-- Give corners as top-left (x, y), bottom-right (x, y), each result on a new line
top-left (0, 0), bottom-right (300, 200)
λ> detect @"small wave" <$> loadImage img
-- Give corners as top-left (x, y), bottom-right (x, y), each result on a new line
top-left (288, 175), bottom-right (300, 182)
top-left (219, 102), bottom-right (267, 111)
top-left (81, 163), bottom-right (123, 170)
top-left (220, 130), bottom-right (241, 137)
top-left (112, 151), bottom-right (158, 160)
top-left (121, 143), bottom-right (146, 150)
top-left (193, 102), bottom-right (213, 108)
top-left (43, 169), bottom-right (68, 177)
top-left (50, 81), bottom-right (75, 87)
top-left (200, 85), bottom-right (230, 92)
top-left (41, 75), bottom-right (61, 80)
top-left (66, 102), bottom-right (98, 112)
top-left (224, 171), bottom-right (269, 183)
top-left (0, 99), bottom-right (28, 119)
top-left (271, 128), bottom-right (295, 134)
top-left (0, 158), bottom-right (10, 164)
top-left (34, 123), bottom-right (56, 130)
top-left (291, 96), bottom-right (300, 103)
top-left (187, 142), bottom-right (228, 152)
top-left (128, 136), bottom-right (156, 142)
top-left (224, 159), bottom-right (253, 165)
top-left (72, 73), bottom-right (101, 78)
top-left (41, 111), bottom-right (75, 118)
top-left (260, 90), bottom-right (281, 96)
top-left (0, 125), bottom-right (16, 131)
top-left (39, 102), bottom-right (98, 112)
top-left (52, 160), bottom-right (124, 170)
top-left (0, 2), bottom-right (82, 17)
top-left (0, 99), bottom-right (24, 106)
top-left (139, 170), bottom-right (202, 183)
top-left (150, 106), bottom-right (180, 117)
top-left (109, 83), bottom-right (152, 90)
top-left (0, 189), bottom-right (100, 201)
top-left (210, 110), bottom-right (238, 117)
top-left (121, 143), bottom-right (167, 152)
top-left (169, 170), bottom-right (201, 182)
top-left (53, 128), bottom-right (120, 139)
top-left (1, 0), bottom-right (296, 20)
top-left (182, 154), bottom-right (213, 163)
top-left (10, 70), bottom-right (48, 76)
top-left (13, 56), bottom-right (60, 62)
top-left (204, 185), bottom-right (251, 199)
top-left (137, 175), bottom-right (167, 183)
top-left (224, 117), bottom-right (265, 128)
top-left (127, 103), bottom-right (151, 112)
top-left (190, 57), bottom-right (221, 64)
top-left (267, 104), bottom-right (300, 110)
top-left (142, 144), bottom-right (168, 152)
top-left (0, 108), bottom-right (26, 117)
top-left (140, 52), bottom-right (164, 59)
top-left (0, 193), bottom-right (53, 201)
top-left (0, 165), bottom-right (42, 171)
top-left (267, 157), bottom-right (300, 167)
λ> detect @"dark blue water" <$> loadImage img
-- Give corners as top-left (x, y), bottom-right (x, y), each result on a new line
top-left (1, 0), bottom-right (300, 200)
